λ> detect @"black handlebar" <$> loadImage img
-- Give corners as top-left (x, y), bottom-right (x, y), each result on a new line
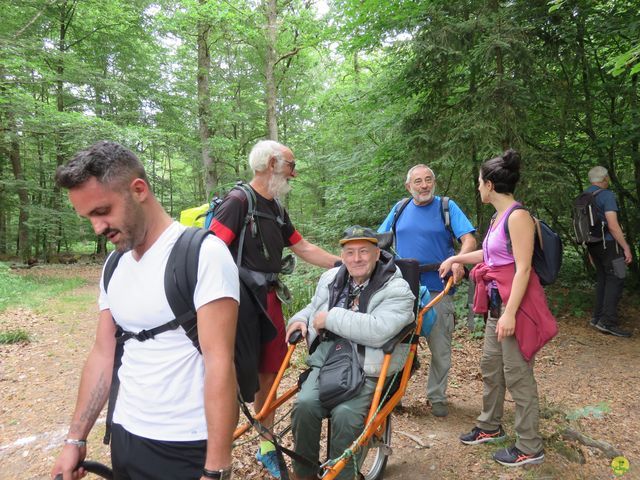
top-left (288, 329), bottom-right (303, 345)
top-left (54, 460), bottom-right (113, 480)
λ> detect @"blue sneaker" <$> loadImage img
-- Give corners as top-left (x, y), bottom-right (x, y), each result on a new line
top-left (256, 448), bottom-right (282, 479)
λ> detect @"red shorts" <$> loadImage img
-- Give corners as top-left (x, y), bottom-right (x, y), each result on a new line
top-left (259, 290), bottom-right (287, 373)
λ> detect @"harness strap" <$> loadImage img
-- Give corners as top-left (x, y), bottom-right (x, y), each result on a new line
top-left (232, 183), bottom-right (286, 265)
top-left (237, 392), bottom-right (318, 478)
top-left (102, 227), bottom-right (209, 445)
top-left (115, 310), bottom-right (195, 344)
top-left (103, 336), bottom-right (124, 444)
top-left (103, 309), bottom-right (197, 445)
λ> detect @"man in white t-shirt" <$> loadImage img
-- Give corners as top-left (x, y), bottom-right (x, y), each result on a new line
top-left (50, 141), bottom-right (239, 480)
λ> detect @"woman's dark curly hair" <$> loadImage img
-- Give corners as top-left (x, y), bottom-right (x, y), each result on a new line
top-left (480, 149), bottom-right (521, 194)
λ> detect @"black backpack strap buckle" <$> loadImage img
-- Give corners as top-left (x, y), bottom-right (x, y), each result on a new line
top-left (134, 329), bottom-right (155, 341)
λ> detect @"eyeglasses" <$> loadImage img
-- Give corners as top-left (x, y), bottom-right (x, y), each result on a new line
top-left (283, 159), bottom-right (296, 171)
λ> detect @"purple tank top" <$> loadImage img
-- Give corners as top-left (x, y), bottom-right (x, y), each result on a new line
top-left (483, 202), bottom-right (521, 267)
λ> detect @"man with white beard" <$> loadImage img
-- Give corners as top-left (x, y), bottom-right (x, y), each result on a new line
top-left (210, 140), bottom-right (339, 479)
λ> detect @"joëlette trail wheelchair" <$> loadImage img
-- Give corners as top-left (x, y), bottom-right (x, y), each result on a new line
top-left (54, 256), bottom-right (452, 480)
top-left (233, 256), bottom-right (453, 480)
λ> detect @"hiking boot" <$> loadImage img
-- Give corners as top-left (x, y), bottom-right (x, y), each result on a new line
top-left (256, 448), bottom-right (282, 479)
top-left (589, 317), bottom-right (600, 328)
top-left (431, 402), bottom-right (448, 417)
top-left (493, 445), bottom-right (545, 467)
top-left (595, 323), bottom-right (632, 338)
top-left (460, 426), bottom-right (506, 445)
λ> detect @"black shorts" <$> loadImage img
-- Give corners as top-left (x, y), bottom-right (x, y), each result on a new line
top-left (111, 423), bottom-right (206, 480)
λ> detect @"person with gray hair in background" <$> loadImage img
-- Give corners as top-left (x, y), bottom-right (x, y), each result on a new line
top-left (210, 139), bottom-right (340, 478)
top-left (583, 166), bottom-right (633, 337)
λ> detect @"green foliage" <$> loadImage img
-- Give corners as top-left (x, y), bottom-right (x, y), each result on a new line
top-left (1, 0), bottom-right (639, 291)
top-left (281, 262), bottom-right (325, 319)
top-left (608, 44), bottom-right (640, 77)
top-left (0, 263), bottom-right (87, 313)
top-left (0, 329), bottom-right (30, 344)
top-left (469, 317), bottom-right (486, 339)
top-left (545, 248), bottom-right (595, 317)
top-left (566, 402), bottom-right (611, 421)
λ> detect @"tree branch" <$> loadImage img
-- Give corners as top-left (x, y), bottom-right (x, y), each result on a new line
top-left (562, 428), bottom-right (622, 459)
top-left (66, 24), bottom-right (121, 50)
top-left (13, 0), bottom-right (57, 39)
top-left (274, 47), bottom-right (302, 67)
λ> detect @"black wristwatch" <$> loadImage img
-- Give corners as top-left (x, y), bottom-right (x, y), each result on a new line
top-left (202, 467), bottom-right (232, 479)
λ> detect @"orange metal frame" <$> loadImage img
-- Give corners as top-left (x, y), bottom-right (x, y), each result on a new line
top-left (233, 276), bottom-right (454, 479)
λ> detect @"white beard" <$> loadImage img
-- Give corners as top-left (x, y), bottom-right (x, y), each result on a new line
top-left (268, 172), bottom-right (292, 199)
top-left (410, 186), bottom-right (436, 205)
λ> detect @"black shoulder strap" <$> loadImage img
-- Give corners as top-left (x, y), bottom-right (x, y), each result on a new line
top-left (234, 183), bottom-right (255, 267)
top-left (440, 196), bottom-right (457, 245)
top-left (234, 182), bottom-right (284, 264)
top-left (391, 198), bottom-right (411, 234)
top-left (103, 227), bottom-right (210, 445)
top-left (103, 250), bottom-right (125, 292)
top-left (164, 227), bottom-right (212, 352)
top-left (590, 188), bottom-right (606, 218)
top-left (101, 249), bottom-right (124, 445)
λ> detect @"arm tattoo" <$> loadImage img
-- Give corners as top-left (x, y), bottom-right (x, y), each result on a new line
top-left (70, 372), bottom-right (109, 436)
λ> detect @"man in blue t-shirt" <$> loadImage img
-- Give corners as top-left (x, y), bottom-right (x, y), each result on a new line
top-left (379, 164), bottom-right (476, 417)
top-left (585, 166), bottom-right (633, 338)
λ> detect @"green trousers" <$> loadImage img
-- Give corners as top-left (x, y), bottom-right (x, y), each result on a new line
top-left (291, 366), bottom-right (377, 480)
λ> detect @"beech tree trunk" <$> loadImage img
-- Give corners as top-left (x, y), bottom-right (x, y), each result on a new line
top-left (197, 0), bottom-right (215, 199)
top-left (7, 113), bottom-right (31, 262)
top-left (265, 0), bottom-right (278, 140)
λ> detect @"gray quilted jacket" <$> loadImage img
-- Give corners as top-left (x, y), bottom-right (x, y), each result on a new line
top-left (288, 252), bottom-right (415, 376)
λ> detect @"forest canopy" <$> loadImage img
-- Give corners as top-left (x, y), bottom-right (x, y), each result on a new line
top-left (1, 0), bottom-right (638, 279)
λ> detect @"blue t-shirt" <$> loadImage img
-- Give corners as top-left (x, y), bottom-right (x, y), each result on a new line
top-left (378, 197), bottom-right (475, 292)
top-left (586, 185), bottom-right (618, 241)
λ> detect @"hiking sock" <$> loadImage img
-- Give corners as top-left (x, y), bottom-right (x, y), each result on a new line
top-left (260, 440), bottom-right (276, 455)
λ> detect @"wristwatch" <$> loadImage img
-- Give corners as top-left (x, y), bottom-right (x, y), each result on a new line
top-left (64, 438), bottom-right (87, 447)
top-left (202, 467), bottom-right (232, 479)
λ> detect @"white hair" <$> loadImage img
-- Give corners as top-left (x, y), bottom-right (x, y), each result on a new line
top-left (405, 164), bottom-right (436, 184)
top-left (249, 140), bottom-right (285, 173)
top-left (588, 166), bottom-right (608, 183)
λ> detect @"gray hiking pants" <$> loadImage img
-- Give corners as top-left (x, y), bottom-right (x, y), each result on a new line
top-left (426, 293), bottom-right (455, 404)
top-left (476, 316), bottom-right (543, 454)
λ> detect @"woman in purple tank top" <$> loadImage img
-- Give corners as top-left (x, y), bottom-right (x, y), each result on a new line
top-left (440, 150), bottom-right (547, 468)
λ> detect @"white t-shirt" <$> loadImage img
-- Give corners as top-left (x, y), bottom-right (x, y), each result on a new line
top-left (98, 222), bottom-right (239, 441)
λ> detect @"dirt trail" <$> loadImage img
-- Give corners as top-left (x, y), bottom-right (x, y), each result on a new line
top-left (1, 265), bottom-right (639, 479)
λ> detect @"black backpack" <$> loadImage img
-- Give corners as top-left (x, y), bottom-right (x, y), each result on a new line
top-left (500, 206), bottom-right (563, 286)
top-left (203, 181), bottom-right (285, 265)
top-left (100, 227), bottom-right (208, 443)
top-left (572, 189), bottom-right (606, 245)
top-left (391, 196), bottom-right (457, 245)
top-left (100, 226), bottom-right (272, 444)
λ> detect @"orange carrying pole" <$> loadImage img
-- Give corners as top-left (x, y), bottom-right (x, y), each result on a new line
top-left (233, 341), bottom-right (299, 440)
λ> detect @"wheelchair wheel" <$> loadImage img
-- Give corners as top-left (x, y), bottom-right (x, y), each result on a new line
top-left (53, 461), bottom-right (113, 480)
top-left (357, 416), bottom-right (392, 480)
